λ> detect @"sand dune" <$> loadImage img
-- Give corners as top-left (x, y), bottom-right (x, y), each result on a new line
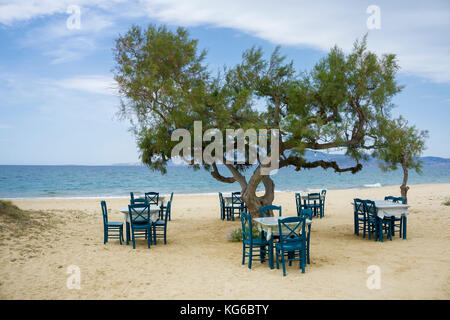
top-left (0, 184), bottom-right (449, 299)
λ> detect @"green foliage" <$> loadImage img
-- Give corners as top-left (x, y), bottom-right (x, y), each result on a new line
top-left (113, 25), bottom-right (405, 181)
top-left (443, 200), bottom-right (450, 206)
top-left (373, 116), bottom-right (428, 174)
top-left (230, 227), bottom-right (260, 242)
top-left (0, 200), bottom-right (28, 222)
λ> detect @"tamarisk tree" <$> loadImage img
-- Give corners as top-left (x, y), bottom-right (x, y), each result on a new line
top-left (373, 116), bottom-right (428, 202)
top-left (113, 25), bottom-right (403, 217)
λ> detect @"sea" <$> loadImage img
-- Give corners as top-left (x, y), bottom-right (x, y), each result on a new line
top-left (0, 163), bottom-right (449, 199)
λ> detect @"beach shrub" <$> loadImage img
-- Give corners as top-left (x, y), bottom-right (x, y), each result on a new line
top-left (230, 227), bottom-right (260, 242)
top-left (443, 200), bottom-right (450, 206)
top-left (0, 200), bottom-right (28, 222)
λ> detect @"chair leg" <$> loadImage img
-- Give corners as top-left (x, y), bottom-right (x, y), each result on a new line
top-left (164, 227), bottom-right (167, 244)
top-left (281, 251), bottom-right (286, 276)
top-left (242, 243), bottom-right (246, 265)
top-left (248, 245), bottom-right (252, 269)
top-left (147, 227), bottom-right (151, 248)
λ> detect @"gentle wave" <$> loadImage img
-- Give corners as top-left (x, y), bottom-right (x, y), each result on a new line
top-left (363, 183), bottom-right (382, 188)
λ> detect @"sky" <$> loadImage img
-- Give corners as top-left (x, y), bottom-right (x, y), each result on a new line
top-left (0, 0), bottom-right (449, 165)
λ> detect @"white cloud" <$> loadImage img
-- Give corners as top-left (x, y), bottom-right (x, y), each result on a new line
top-left (139, 0), bottom-right (450, 84)
top-left (0, 0), bottom-right (125, 25)
top-left (1, 0), bottom-right (449, 84)
top-left (52, 75), bottom-right (117, 95)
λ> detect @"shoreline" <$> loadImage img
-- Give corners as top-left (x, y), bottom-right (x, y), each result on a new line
top-left (1, 182), bottom-right (449, 200)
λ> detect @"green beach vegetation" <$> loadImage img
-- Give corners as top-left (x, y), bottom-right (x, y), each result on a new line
top-left (374, 117), bottom-right (428, 203)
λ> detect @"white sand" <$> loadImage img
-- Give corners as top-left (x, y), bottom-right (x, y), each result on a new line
top-left (0, 183), bottom-right (449, 299)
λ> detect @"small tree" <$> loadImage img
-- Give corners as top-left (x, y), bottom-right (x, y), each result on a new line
top-left (374, 116), bottom-right (428, 202)
top-left (113, 25), bottom-right (403, 217)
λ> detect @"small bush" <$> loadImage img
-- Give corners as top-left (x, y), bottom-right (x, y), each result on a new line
top-left (0, 200), bottom-right (29, 222)
top-left (443, 200), bottom-right (450, 206)
top-left (230, 227), bottom-right (260, 242)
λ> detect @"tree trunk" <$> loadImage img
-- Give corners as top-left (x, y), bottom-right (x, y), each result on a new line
top-left (400, 152), bottom-right (409, 203)
top-left (241, 166), bottom-right (275, 218)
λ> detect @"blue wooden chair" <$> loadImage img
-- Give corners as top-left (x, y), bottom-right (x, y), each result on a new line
top-left (101, 201), bottom-right (124, 245)
top-left (240, 212), bottom-right (271, 269)
top-left (260, 205), bottom-right (282, 241)
top-left (260, 205), bottom-right (282, 217)
top-left (145, 192), bottom-right (159, 205)
top-left (218, 192), bottom-right (232, 221)
top-left (307, 193), bottom-right (323, 218)
top-left (130, 192), bottom-right (149, 205)
top-left (364, 200), bottom-right (392, 242)
top-left (154, 200), bottom-right (170, 244)
top-left (231, 191), bottom-right (245, 221)
top-left (320, 189), bottom-right (327, 217)
top-left (298, 208), bottom-right (313, 264)
top-left (295, 193), bottom-right (308, 215)
top-left (354, 198), bottom-right (367, 236)
top-left (275, 216), bottom-right (307, 276)
top-left (384, 196), bottom-right (406, 238)
top-left (128, 203), bottom-right (153, 249)
top-left (160, 192), bottom-right (174, 220)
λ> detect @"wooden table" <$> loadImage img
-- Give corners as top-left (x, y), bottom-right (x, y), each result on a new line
top-left (253, 216), bottom-right (312, 269)
top-left (120, 205), bottom-right (161, 245)
top-left (352, 200), bottom-right (409, 240)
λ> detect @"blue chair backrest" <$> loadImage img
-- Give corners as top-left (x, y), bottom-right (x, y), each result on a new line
top-left (232, 192), bottom-right (243, 205)
top-left (260, 205), bottom-right (282, 217)
top-left (393, 197), bottom-right (406, 204)
top-left (101, 200), bottom-right (108, 224)
top-left (145, 192), bottom-right (159, 205)
top-left (354, 198), bottom-right (365, 215)
top-left (162, 200), bottom-right (171, 222)
top-left (295, 193), bottom-right (302, 208)
top-left (219, 192), bottom-right (224, 208)
top-left (298, 208), bottom-right (313, 220)
top-left (131, 198), bottom-right (149, 205)
top-left (363, 200), bottom-right (377, 218)
top-left (240, 212), bottom-right (253, 241)
top-left (321, 189), bottom-right (327, 196)
top-left (277, 216), bottom-right (306, 245)
top-left (169, 192), bottom-right (174, 203)
top-left (128, 203), bottom-right (150, 224)
top-left (130, 192), bottom-right (135, 201)
top-left (307, 192), bottom-right (321, 203)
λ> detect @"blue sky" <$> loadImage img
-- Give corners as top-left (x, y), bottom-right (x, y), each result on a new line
top-left (0, 0), bottom-right (449, 165)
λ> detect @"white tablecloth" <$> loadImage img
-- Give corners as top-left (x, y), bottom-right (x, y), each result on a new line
top-left (120, 205), bottom-right (160, 223)
top-left (373, 200), bottom-right (409, 218)
top-left (253, 216), bottom-right (312, 240)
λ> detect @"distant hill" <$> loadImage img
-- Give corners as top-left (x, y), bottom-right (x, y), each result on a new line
top-left (112, 151), bottom-right (450, 166)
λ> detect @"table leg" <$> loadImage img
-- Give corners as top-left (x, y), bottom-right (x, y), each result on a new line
top-left (126, 222), bottom-right (130, 245)
top-left (268, 238), bottom-right (274, 269)
top-left (402, 216), bottom-right (407, 240)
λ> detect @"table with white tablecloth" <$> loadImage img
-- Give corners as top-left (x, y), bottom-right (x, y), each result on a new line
top-left (352, 200), bottom-right (409, 240)
top-left (120, 205), bottom-right (161, 245)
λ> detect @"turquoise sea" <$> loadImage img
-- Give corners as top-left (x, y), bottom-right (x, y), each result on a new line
top-left (0, 162), bottom-right (449, 199)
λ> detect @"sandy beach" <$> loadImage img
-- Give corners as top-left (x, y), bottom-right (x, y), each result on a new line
top-left (0, 183), bottom-right (449, 299)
